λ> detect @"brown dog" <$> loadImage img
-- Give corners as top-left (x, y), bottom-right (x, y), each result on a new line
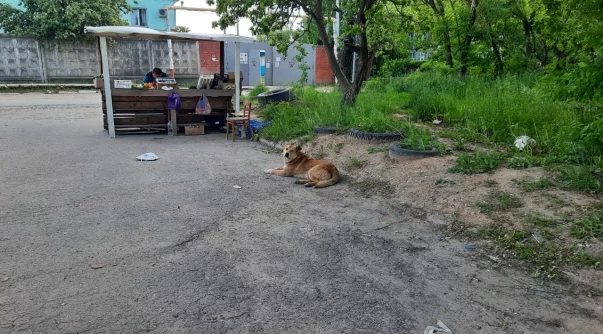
top-left (264, 144), bottom-right (340, 188)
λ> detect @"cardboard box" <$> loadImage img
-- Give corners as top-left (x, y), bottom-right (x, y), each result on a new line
top-left (227, 71), bottom-right (244, 84)
top-left (184, 124), bottom-right (205, 136)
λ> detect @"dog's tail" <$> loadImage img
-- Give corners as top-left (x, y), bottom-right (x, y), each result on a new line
top-left (313, 167), bottom-right (340, 188)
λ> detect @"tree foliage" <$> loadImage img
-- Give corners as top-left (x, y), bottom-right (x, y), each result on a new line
top-left (387, 0), bottom-right (603, 101)
top-left (209, 0), bottom-right (404, 106)
top-left (0, 0), bottom-right (131, 40)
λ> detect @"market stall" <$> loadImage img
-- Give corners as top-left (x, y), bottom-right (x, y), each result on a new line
top-left (85, 26), bottom-right (255, 138)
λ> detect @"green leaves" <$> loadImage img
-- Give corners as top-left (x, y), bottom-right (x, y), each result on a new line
top-left (0, 0), bottom-right (130, 40)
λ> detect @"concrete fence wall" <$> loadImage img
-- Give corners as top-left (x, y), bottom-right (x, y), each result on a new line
top-left (0, 36), bottom-right (201, 83)
top-left (0, 35), bottom-right (335, 85)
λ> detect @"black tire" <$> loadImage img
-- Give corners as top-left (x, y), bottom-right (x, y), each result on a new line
top-left (314, 126), bottom-right (338, 134)
top-left (347, 128), bottom-right (401, 142)
top-left (257, 88), bottom-right (295, 105)
top-left (389, 143), bottom-right (440, 160)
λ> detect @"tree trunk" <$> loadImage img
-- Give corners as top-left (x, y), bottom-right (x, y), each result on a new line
top-left (339, 36), bottom-right (355, 82)
top-left (426, 0), bottom-right (454, 68)
top-left (490, 37), bottom-right (503, 77)
top-left (459, 0), bottom-right (478, 78)
top-left (307, 0), bottom-right (376, 106)
top-left (443, 27), bottom-right (454, 68)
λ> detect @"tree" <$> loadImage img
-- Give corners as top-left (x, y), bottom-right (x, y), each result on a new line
top-left (209, 0), bottom-right (403, 106)
top-left (0, 0), bottom-right (131, 40)
top-left (417, 0), bottom-right (454, 68)
top-left (175, 25), bottom-right (191, 32)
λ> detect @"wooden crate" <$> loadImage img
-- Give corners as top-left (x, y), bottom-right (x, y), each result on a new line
top-left (184, 124), bottom-right (205, 135)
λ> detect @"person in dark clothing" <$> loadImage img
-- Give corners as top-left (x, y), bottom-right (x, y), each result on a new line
top-left (143, 68), bottom-right (168, 83)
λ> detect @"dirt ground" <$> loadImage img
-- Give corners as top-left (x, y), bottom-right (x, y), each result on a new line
top-left (1, 93), bottom-right (602, 333)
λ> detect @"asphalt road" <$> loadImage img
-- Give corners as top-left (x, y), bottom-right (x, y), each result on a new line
top-left (0, 93), bottom-right (601, 333)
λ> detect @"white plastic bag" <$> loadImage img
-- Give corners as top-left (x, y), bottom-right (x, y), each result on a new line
top-left (514, 136), bottom-right (536, 151)
top-left (136, 153), bottom-right (158, 161)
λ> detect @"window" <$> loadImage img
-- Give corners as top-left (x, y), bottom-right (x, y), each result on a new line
top-left (130, 8), bottom-right (148, 27)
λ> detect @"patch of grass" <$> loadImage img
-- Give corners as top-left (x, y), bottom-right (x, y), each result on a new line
top-left (508, 155), bottom-right (537, 169)
top-left (248, 84), bottom-right (269, 98)
top-left (448, 150), bottom-right (503, 174)
top-left (398, 72), bottom-right (603, 167)
top-left (367, 146), bottom-right (388, 154)
top-left (555, 165), bottom-right (603, 193)
top-left (479, 224), bottom-right (602, 279)
top-left (522, 178), bottom-right (555, 192)
top-left (334, 143), bottom-right (344, 154)
top-left (571, 212), bottom-right (603, 240)
top-left (256, 86), bottom-right (409, 141)
top-left (525, 216), bottom-right (558, 227)
top-left (348, 157), bottom-right (363, 169)
top-left (476, 190), bottom-right (523, 214)
top-left (398, 124), bottom-right (440, 151)
top-left (435, 179), bottom-right (456, 185)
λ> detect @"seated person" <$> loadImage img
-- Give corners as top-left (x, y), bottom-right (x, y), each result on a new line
top-left (143, 68), bottom-right (168, 84)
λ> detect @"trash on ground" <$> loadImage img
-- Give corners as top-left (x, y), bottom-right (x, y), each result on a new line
top-left (1, 277), bottom-right (8, 282)
top-left (465, 244), bottom-right (473, 249)
top-left (233, 185), bottom-right (242, 189)
top-left (89, 264), bottom-right (105, 269)
top-left (424, 320), bottom-right (453, 334)
top-left (433, 119), bottom-right (443, 125)
top-left (136, 153), bottom-right (158, 161)
top-left (237, 119), bottom-right (273, 138)
top-left (514, 135), bottom-right (536, 151)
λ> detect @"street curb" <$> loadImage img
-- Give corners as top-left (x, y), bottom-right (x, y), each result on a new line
top-left (258, 138), bottom-right (284, 150)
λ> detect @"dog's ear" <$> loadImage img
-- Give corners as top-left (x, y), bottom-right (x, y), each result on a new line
top-left (296, 145), bottom-right (302, 151)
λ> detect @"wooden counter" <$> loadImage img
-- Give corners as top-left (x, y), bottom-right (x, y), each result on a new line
top-left (102, 88), bottom-right (236, 133)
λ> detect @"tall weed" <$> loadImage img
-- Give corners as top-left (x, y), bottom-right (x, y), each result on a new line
top-left (400, 72), bottom-right (603, 165)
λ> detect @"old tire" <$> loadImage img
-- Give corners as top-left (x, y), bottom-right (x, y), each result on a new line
top-left (314, 126), bottom-right (339, 134)
top-left (347, 128), bottom-right (401, 143)
top-left (257, 88), bottom-right (295, 105)
top-left (389, 143), bottom-right (440, 161)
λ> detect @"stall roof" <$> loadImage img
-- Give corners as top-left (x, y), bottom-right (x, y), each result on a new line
top-left (85, 26), bottom-right (255, 43)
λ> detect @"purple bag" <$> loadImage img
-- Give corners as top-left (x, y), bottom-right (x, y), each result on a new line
top-left (195, 94), bottom-right (212, 115)
top-left (167, 92), bottom-right (181, 110)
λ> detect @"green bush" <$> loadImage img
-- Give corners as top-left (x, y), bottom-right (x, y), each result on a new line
top-left (448, 150), bottom-right (504, 174)
top-left (248, 84), bottom-right (269, 98)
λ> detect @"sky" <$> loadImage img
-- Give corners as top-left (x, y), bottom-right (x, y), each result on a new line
top-left (173, 1), bottom-right (304, 37)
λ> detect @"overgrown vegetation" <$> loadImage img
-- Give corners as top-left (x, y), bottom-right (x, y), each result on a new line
top-left (398, 124), bottom-right (440, 151)
top-left (394, 72), bottom-right (603, 167)
top-left (448, 150), bottom-right (503, 175)
top-left (248, 84), bottom-right (269, 99)
top-left (258, 86), bottom-right (410, 141)
top-left (479, 223), bottom-right (602, 280)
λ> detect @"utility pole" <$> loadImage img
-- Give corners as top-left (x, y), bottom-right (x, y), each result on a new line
top-left (334, 0), bottom-right (340, 84)
top-left (165, 7), bottom-right (175, 78)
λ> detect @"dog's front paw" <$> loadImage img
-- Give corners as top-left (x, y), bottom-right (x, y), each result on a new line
top-left (263, 169), bottom-right (273, 174)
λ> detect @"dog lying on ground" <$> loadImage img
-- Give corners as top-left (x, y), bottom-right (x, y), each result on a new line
top-left (264, 144), bottom-right (340, 188)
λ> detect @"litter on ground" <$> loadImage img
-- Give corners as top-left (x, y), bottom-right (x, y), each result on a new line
top-left (424, 320), bottom-right (453, 334)
top-left (514, 136), bottom-right (536, 151)
top-left (136, 153), bottom-right (158, 161)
